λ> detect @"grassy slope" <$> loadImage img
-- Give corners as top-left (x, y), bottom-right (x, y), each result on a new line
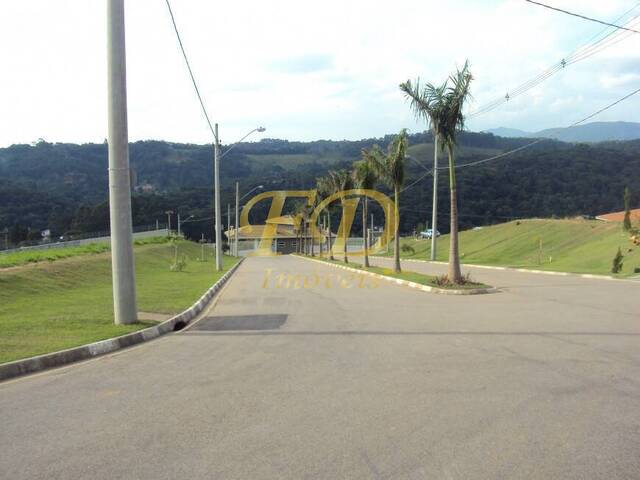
top-left (0, 242), bottom-right (238, 363)
top-left (389, 219), bottom-right (640, 276)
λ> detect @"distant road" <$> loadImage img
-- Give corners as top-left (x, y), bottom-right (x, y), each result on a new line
top-left (0, 228), bottom-right (169, 254)
top-left (1, 255), bottom-right (639, 479)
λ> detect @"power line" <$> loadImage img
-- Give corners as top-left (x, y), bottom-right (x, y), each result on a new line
top-left (525, 0), bottom-right (640, 33)
top-left (164, 0), bottom-right (217, 141)
top-left (400, 85), bottom-right (640, 190)
top-left (469, 4), bottom-right (640, 117)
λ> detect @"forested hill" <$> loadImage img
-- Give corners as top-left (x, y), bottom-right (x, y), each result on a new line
top-left (1, 131), bottom-right (639, 244)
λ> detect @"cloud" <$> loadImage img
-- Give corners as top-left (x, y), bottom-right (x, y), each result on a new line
top-left (269, 54), bottom-right (333, 74)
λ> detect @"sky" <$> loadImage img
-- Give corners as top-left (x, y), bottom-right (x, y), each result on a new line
top-left (1, 0), bottom-right (639, 147)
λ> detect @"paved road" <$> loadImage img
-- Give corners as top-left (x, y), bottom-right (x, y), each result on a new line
top-left (1, 255), bottom-right (639, 479)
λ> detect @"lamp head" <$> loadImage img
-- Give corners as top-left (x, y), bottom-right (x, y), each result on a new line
top-left (257, 127), bottom-right (266, 133)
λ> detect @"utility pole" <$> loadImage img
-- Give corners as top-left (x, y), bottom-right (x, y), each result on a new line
top-left (165, 210), bottom-right (173, 235)
top-left (177, 213), bottom-right (181, 237)
top-left (213, 124), bottom-right (222, 271)
top-left (235, 182), bottom-right (239, 257)
top-left (107, 0), bottom-right (137, 325)
top-left (370, 213), bottom-right (374, 248)
top-left (430, 135), bottom-right (439, 261)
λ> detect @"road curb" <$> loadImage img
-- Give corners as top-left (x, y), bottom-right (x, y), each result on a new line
top-left (372, 256), bottom-right (636, 282)
top-left (0, 258), bottom-right (244, 382)
top-left (295, 255), bottom-right (498, 295)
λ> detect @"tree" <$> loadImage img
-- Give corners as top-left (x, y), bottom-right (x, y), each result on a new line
top-left (316, 176), bottom-right (335, 260)
top-left (366, 129), bottom-right (408, 273)
top-left (325, 170), bottom-right (354, 263)
top-left (400, 78), bottom-right (448, 261)
top-left (439, 61), bottom-right (473, 284)
top-left (623, 186), bottom-right (632, 231)
top-left (352, 158), bottom-right (378, 267)
top-left (612, 247), bottom-right (624, 274)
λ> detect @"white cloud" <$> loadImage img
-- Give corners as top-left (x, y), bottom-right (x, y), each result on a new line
top-left (0, 0), bottom-right (638, 146)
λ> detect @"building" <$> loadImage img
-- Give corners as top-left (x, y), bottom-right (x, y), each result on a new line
top-left (225, 215), bottom-right (332, 255)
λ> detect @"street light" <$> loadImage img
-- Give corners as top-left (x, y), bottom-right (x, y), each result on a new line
top-left (165, 210), bottom-right (174, 234)
top-left (214, 126), bottom-right (266, 270)
top-left (234, 184), bottom-right (264, 256)
top-left (177, 214), bottom-right (194, 237)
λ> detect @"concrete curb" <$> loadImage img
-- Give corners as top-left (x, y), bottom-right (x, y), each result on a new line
top-left (295, 255), bottom-right (498, 296)
top-left (0, 258), bottom-right (244, 382)
top-left (372, 256), bottom-right (637, 282)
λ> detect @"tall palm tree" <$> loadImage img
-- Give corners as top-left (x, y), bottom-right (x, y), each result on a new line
top-left (439, 61), bottom-right (473, 283)
top-left (316, 176), bottom-right (335, 260)
top-left (399, 78), bottom-right (448, 261)
top-left (352, 158), bottom-right (377, 267)
top-left (365, 129), bottom-right (408, 273)
top-left (326, 170), bottom-right (353, 263)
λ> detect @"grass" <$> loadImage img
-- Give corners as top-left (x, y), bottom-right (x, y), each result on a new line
top-left (0, 236), bottom-right (170, 269)
top-left (309, 255), bottom-right (489, 290)
top-left (385, 218), bottom-right (640, 277)
top-left (0, 241), bottom-right (239, 364)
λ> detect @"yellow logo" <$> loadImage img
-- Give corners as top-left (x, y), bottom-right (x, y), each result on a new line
top-left (238, 189), bottom-right (397, 256)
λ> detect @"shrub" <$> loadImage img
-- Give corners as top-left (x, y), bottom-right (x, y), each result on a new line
top-left (401, 244), bottom-right (415, 255)
top-left (611, 247), bottom-right (624, 274)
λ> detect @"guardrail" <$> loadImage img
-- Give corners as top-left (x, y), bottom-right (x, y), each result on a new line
top-left (0, 227), bottom-right (169, 255)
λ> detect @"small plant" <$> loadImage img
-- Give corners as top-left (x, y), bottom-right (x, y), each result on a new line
top-left (433, 272), bottom-right (478, 287)
top-left (611, 247), bottom-right (624, 274)
top-left (401, 244), bottom-right (415, 255)
top-left (170, 255), bottom-right (188, 272)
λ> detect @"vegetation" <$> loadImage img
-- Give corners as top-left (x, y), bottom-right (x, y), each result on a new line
top-left (352, 158), bottom-right (378, 268)
top-left (385, 218), bottom-right (640, 276)
top-left (0, 241), bottom-right (238, 364)
top-left (612, 247), bottom-right (624, 274)
top-left (2, 136), bottom-right (640, 247)
top-left (623, 186), bottom-right (632, 231)
top-left (311, 256), bottom-right (488, 290)
top-left (365, 130), bottom-right (408, 273)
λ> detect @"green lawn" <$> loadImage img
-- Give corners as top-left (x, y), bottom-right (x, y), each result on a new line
top-left (0, 241), bottom-right (239, 364)
top-left (385, 218), bottom-right (640, 277)
top-left (0, 236), bottom-right (169, 268)
top-left (311, 256), bottom-right (489, 290)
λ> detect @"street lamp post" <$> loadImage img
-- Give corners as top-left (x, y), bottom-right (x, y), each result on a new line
top-left (165, 210), bottom-right (174, 235)
top-left (213, 126), bottom-right (266, 270)
top-left (234, 184), bottom-right (264, 257)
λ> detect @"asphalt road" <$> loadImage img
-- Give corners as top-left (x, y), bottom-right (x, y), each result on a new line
top-left (1, 255), bottom-right (639, 479)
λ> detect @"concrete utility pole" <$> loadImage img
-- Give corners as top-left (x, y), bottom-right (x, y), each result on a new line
top-left (177, 213), bottom-right (181, 236)
top-left (430, 135), bottom-right (439, 261)
top-left (165, 210), bottom-right (173, 234)
top-left (235, 182), bottom-right (239, 257)
top-left (213, 124), bottom-right (222, 271)
top-left (370, 213), bottom-right (374, 248)
top-left (107, 0), bottom-right (137, 325)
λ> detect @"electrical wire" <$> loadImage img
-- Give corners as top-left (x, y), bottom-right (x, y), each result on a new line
top-left (164, 0), bottom-right (217, 141)
top-left (469, 4), bottom-right (640, 117)
top-left (525, 0), bottom-right (640, 33)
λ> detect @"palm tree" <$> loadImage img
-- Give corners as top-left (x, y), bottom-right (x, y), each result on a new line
top-left (399, 78), bottom-right (448, 261)
top-left (365, 129), bottom-right (408, 273)
top-left (327, 170), bottom-right (353, 263)
top-left (439, 61), bottom-right (473, 283)
top-left (352, 158), bottom-right (377, 267)
top-left (316, 176), bottom-right (335, 260)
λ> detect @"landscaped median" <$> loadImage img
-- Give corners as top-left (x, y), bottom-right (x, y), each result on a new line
top-left (294, 255), bottom-right (497, 295)
top-left (0, 240), bottom-right (241, 374)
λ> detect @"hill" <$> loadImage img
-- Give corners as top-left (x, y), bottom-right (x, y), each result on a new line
top-left (392, 218), bottom-right (640, 277)
top-left (1, 133), bottom-right (639, 246)
top-left (485, 121), bottom-right (640, 143)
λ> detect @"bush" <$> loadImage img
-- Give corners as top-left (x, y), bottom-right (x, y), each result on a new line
top-left (611, 247), bottom-right (624, 274)
top-left (170, 255), bottom-right (188, 272)
top-left (401, 244), bottom-right (415, 255)
top-left (433, 272), bottom-right (478, 287)
top-left (634, 267), bottom-right (640, 274)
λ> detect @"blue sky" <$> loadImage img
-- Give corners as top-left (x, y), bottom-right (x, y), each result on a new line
top-left (0, 0), bottom-right (639, 147)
